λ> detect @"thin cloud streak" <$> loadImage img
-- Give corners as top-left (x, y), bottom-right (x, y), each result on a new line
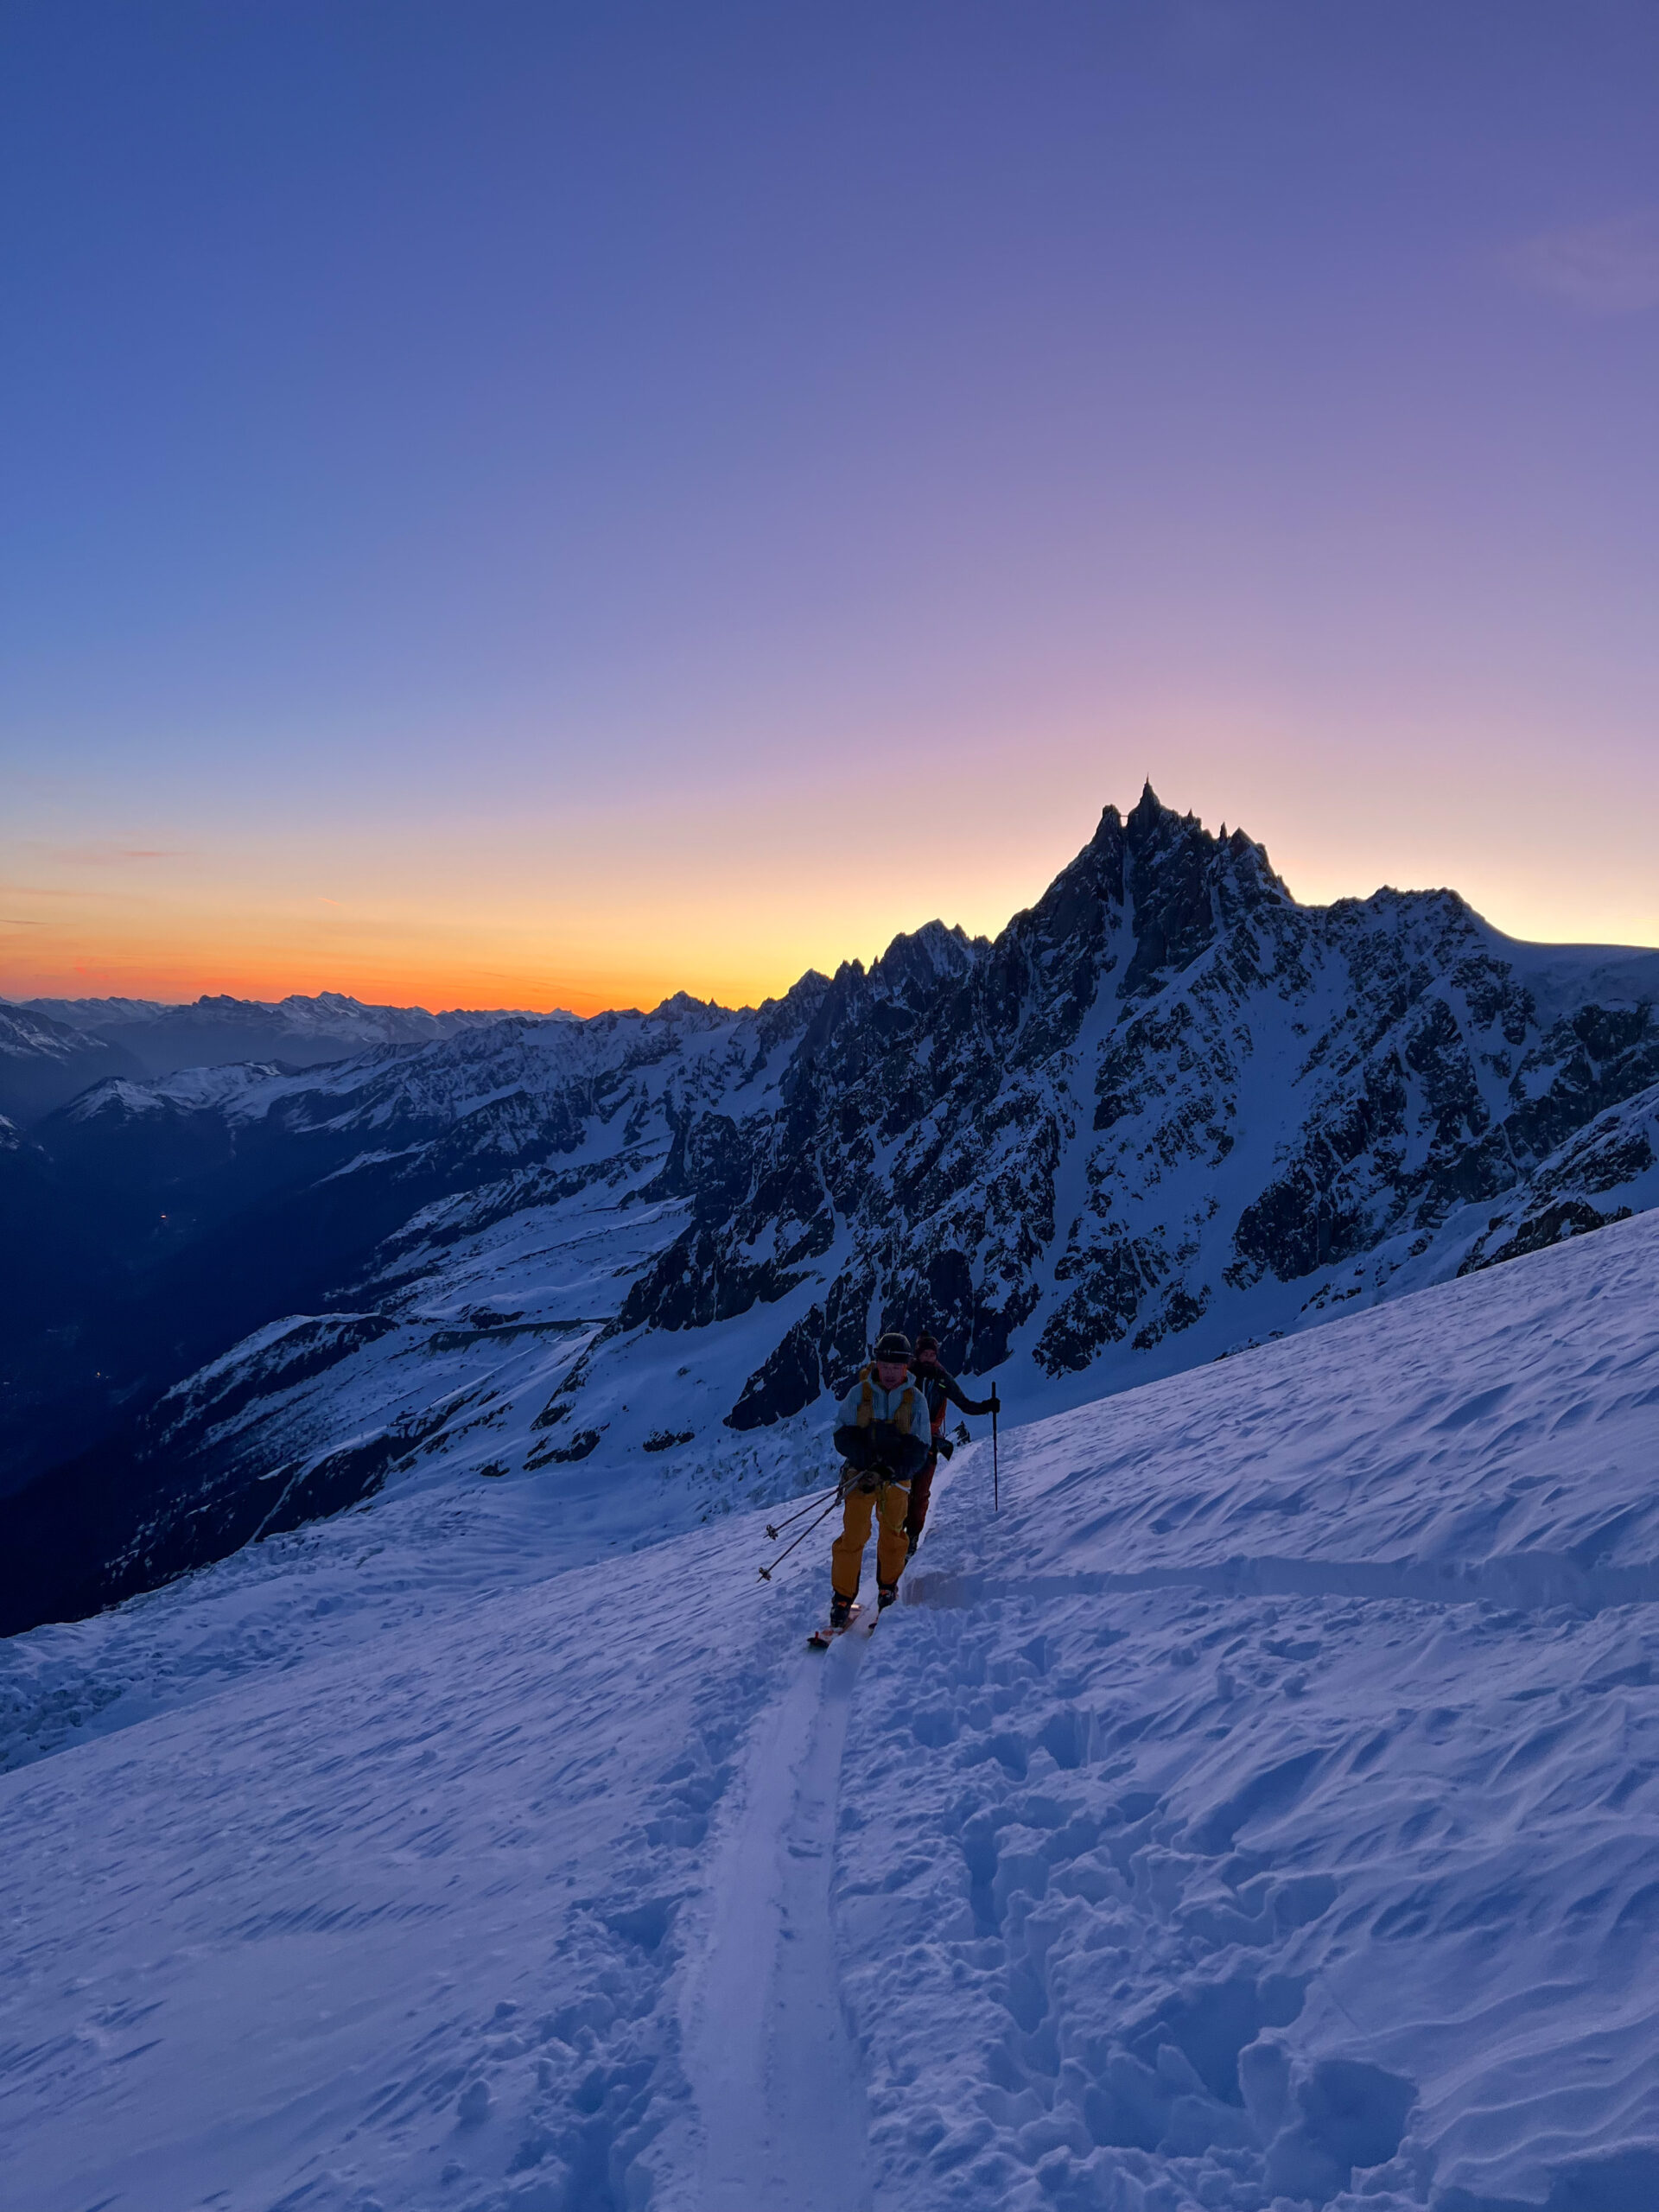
top-left (1506, 211), bottom-right (1659, 315)
top-left (23, 843), bottom-right (192, 868)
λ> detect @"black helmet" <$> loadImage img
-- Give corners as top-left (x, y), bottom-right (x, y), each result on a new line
top-left (872, 1330), bottom-right (912, 1363)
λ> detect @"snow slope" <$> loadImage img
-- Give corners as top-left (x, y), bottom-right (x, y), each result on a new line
top-left (3, 1211), bottom-right (1658, 2211)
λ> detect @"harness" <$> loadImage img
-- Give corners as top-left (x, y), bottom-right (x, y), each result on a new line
top-left (855, 1364), bottom-right (918, 1436)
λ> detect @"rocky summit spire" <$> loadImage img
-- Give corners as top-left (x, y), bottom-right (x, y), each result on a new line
top-left (1040, 785), bottom-right (1288, 1006)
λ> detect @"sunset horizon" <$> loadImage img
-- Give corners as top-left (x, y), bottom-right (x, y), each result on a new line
top-left (8, 772), bottom-right (1659, 1020)
top-left (6, 7), bottom-right (1658, 1029)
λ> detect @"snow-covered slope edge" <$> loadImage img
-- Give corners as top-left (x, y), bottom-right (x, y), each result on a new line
top-left (850, 1205), bottom-right (1659, 2212)
top-left (2, 1207), bottom-right (1656, 2212)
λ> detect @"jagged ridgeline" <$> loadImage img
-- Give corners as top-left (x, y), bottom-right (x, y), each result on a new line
top-left (3, 787), bottom-right (1657, 1630)
top-left (613, 783), bottom-right (1659, 1402)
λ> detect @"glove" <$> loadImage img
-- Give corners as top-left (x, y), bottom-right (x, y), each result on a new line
top-left (935, 1435), bottom-right (955, 1461)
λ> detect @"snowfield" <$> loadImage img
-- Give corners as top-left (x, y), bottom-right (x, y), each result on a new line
top-left (4, 1210), bottom-right (1659, 2212)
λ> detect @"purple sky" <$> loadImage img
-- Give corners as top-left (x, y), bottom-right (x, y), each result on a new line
top-left (3, 2), bottom-right (1656, 1011)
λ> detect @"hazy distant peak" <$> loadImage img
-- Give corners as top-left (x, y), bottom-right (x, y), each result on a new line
top-left (648, 989), bottom-right (733, 1020)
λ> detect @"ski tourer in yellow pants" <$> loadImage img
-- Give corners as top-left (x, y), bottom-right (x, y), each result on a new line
top-left (825, 1333), bottom-right (931, 1630)
top-left (831, 1475), bottom-right (912, 1605)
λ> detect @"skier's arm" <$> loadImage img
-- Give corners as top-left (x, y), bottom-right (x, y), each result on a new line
top-left (935, 1365), bottom-right (999, 1419)
top-left (835, 1425), bottom-right (876, 1470)
top-left (874, 1422), bottom-right (929, 1481)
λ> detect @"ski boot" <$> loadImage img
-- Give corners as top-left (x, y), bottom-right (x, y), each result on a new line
top-left (809, 1590), bottom-right (860, 1649)
top-left (877, 1581), bottom-right (899, 1611)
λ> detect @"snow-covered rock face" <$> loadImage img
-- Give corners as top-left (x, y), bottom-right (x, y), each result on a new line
top-left (3, 787), bottom-right (1657, 1629)
top-left (0, 1002), bottom-right (149, 1122)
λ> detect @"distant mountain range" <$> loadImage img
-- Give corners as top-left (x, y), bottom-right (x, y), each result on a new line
top-left (0, 989), bottom-right (570, 1122)
top-left (3, 786), bottom-right (1656, 1635)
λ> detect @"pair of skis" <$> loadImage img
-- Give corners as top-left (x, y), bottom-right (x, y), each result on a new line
top-left (807, 1601), bottom-right (884, 1649)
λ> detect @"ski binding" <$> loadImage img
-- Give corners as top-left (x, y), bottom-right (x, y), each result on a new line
top-left (808, 1605), bottom-right (861, 1648)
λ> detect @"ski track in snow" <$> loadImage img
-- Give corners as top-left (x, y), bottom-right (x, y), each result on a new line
top-left (685, 1642), bottom-right (872, 2212)
top-left (3, 1211), bottom-right (1659, 2210)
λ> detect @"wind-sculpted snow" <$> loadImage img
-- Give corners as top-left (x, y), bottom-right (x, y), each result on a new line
top-left (6, 786), bottom-right (1659, 1623)
top-left (841, 1212), bottom-right (1659, 2211)
top-left (3, 1198), bottom-right (1658, 2210)
top-left (934, 1198), bottom-right (1659, 1587)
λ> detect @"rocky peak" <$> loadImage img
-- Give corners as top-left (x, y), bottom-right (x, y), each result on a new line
top-left (751, 968), bottom-right (833, 1054)
top-left (649, 989), bottom-right (720, 1018)
top-left (1115, 786), bottom-right (1289, 1001)
top-left (868, 919), bottom-right (982, 1000)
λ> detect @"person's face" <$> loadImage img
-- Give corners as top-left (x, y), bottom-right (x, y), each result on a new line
top-left (874, 1358), bottom-right (909, 1390)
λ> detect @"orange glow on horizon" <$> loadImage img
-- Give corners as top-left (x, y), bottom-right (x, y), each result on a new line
top-left (0, 944), bottom-right (792, 1020)
top-left (5, 748), bottom-right (1658, 1024)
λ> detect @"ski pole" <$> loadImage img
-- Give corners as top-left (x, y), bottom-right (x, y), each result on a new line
top-left (992, 1398), bottom-right (1000, 1516)
top-left (764, 1481), bottom-right (842, 1540)
top-left (757, 1489), bottom-right (844, 1581)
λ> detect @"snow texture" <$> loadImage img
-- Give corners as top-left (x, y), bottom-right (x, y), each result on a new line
top-left (4, 1205), bottom-right (1659, 2211)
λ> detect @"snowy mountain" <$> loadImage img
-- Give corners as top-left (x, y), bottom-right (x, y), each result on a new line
top-left (3, 787), bottom-right (1656, 1632)
top-left (0, 1001), bottom-right (149, 1123)
top-left (5, 988), bottom-right (568, 1090)
top-left (4, 1203), bottom-right (1658, 2212)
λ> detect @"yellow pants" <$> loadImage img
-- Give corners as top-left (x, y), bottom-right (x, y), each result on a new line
top-left (831, 1477), bottom-right (911, 1601)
